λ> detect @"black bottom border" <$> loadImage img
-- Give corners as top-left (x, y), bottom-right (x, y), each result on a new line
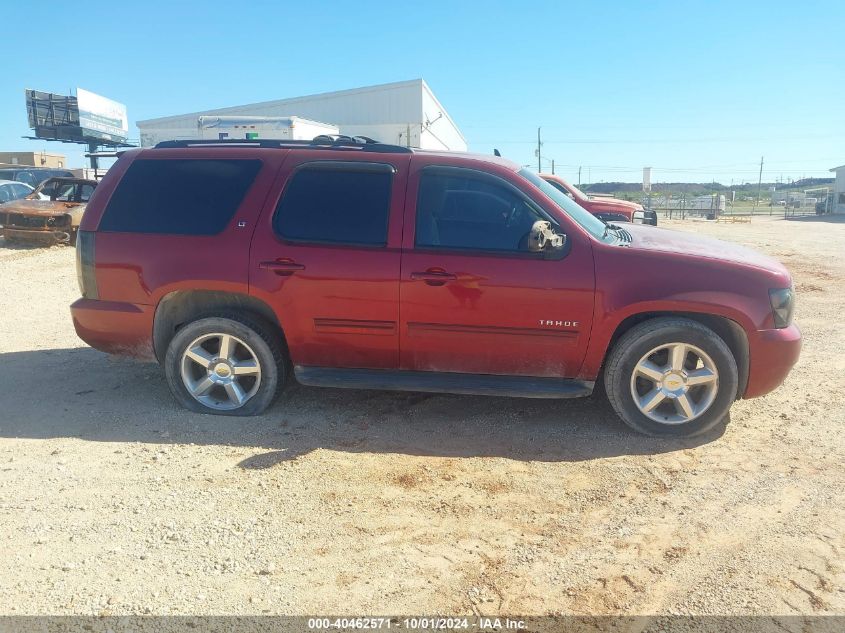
top-left (0, 616), bottom-right (843, 633)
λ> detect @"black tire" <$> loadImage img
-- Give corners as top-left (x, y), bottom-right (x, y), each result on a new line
top-left (164, 313), bottom-right (287, 416)
top-left (603, 317), bottom-right (738, 437)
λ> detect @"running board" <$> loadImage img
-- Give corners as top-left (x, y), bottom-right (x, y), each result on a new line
top-left (294, 366), bottom-right (593, 399)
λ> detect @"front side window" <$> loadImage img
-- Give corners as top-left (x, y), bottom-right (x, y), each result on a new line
top-left (415, 170), bottom-right (545, 252)
top-left (99, 159), bottom-right (262, 235)
top-left (79, 184), bottom-right (95, 202)
top-left (0, 186), bottom-right (11, 203)
top-left (273, 163), bottom-right (393, 246)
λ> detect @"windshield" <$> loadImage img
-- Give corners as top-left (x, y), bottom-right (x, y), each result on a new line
top-left (547, 177), bottom-right (588, 201)
top-left (35, 179), bottom-right (76, 201)
top-left (518, 169), bottom-right (610, 241)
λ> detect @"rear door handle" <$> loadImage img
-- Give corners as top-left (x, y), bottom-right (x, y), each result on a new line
top-left (259, 260), bottom-right (306, 275)
top-left (410, 270), bottom-right (457, 285)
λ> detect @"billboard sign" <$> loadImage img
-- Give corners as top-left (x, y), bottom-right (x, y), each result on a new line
top-left (25, 87), bottom-right (131, 146)
top-left (76, 88), bottom-right (128, 142)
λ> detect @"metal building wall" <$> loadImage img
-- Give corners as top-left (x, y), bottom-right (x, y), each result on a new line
top-left (833, 167), bottom-right (845, 214)
top-left (419, 83), bottom-right (466, 151)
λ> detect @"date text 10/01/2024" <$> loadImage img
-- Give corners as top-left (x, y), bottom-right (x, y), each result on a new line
top-left (307, 617), bottom-right (527, 630)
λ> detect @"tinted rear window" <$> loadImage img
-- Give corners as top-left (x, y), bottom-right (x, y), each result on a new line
top-left (99, 158), bottom-right (261, 235)
top-left (273, 164), bottom-right (392, 246)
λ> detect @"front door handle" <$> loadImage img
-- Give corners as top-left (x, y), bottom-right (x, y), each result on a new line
top-left (259, 260), bottom-right (306, 275)
top-left (410, 269), bottom-right (457, 285)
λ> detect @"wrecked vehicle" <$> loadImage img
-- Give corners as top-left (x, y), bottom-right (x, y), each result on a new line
top-left (1, 177), bottom-right (96, 245)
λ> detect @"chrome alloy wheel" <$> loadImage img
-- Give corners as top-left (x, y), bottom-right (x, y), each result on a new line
top-left (630, 342), bottom-right (719, 425)
top-left (180, 333), bottom-right (262, 411)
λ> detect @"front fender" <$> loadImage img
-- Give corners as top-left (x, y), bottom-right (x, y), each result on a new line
top-left (578, 247), bottom-right (771, 380)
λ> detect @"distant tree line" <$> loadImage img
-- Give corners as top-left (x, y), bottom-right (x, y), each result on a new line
top-left (582, 177), bottom-right (834, 199)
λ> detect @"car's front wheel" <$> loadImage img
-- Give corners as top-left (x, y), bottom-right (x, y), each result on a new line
top-left (164, 314), bottom-right (287, 416)
top-left (603, 317), bottom-right (738, 437)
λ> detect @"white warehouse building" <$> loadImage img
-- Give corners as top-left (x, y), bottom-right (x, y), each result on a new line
top-left (831, 164), bottom-right (845, 214)
top-left (136, 79), bottom-right (467, 151)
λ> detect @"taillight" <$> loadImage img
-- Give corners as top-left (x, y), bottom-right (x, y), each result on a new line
top-left (75, 230), bottom-right (98, 299)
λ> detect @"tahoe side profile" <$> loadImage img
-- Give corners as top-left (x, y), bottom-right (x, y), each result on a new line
top-left (71, 137), bottom-right (801, 437)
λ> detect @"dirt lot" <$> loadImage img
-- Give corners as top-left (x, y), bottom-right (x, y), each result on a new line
top-left (0, 216), bottom-right (843, 617)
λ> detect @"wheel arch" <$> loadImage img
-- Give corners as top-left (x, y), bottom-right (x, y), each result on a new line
top-left (153, 290), bottom-right (285, 363)
top-left (603, 311), bottom-right (749, 399)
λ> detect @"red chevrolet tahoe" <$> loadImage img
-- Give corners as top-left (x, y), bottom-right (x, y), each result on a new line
top-left (70, 136), bottom-right (800, 437)
top-left (540, 173), bottom-right (658, 226)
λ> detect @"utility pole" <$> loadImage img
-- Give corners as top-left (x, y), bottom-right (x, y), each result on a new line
top-left (755, 156), bottom-right (763, 214)
top-left (537, 127), bottom-right (542, 173)
top-left (551, 159), bottom-right (555, 175)
top-left (578, 166), bottom-right (582, 186)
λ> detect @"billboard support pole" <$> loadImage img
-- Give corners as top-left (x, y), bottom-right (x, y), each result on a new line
top-left (88, 142), bottom-right (99, 171)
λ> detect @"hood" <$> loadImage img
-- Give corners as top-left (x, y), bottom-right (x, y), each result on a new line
top-left (624, 223), bottom-right (790, 277)
top-left (1, 199), bottom-right (83, 217)
top-left (587, 197), bottom-right (643, 211)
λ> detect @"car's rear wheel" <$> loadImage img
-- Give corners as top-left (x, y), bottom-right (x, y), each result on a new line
top-left (603, 317), bottom-right (738, 437)
top-left (164, 314), bottom-right (287, 416)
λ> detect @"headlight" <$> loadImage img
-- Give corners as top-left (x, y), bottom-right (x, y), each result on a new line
top-left (769, 287), bottom-right (794, 328)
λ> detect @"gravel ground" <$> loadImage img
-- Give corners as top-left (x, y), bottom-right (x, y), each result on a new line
top-left (0, 215), bottom-right (842, 617)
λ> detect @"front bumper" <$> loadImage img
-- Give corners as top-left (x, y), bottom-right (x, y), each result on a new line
top-left (3, 227), bottom-right (73, 243)
top-left (70, 298), bottom-right (156, 360)
top-left (744, 323), bottom-right (802, 398)
top-left (2, 211), bottom-right (74, 240)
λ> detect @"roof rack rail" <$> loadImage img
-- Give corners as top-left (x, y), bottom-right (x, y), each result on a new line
top-left (312, 134), bottom-right (381, 145)
top-left (153, 136), bottom-right (413, 154)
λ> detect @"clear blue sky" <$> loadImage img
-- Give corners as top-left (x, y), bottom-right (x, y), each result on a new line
top-left (5, 0), bottom-right (843, 184)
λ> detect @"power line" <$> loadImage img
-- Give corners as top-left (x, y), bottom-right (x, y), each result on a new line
top-left (471, 133), bottom-right (845, 144)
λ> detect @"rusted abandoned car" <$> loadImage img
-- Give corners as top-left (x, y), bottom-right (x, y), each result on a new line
top-left (1, 177), bottom-right (96, 245)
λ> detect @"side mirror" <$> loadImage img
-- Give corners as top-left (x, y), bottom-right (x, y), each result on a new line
top-left (632, 210), bottom-right (646, 224)
top-left (528, 220), bottom-right (566, 254)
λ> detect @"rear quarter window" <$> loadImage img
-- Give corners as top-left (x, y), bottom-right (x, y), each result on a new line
top-left (98, 158), bottom-right (262, 235)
